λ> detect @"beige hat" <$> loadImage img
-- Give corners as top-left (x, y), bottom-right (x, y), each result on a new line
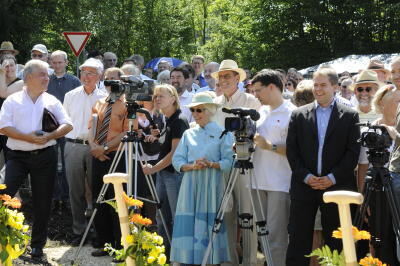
top-left (367, 59), bottom-right (390, 76)
top-left (0, 41), bottom-right (19, 55)
top-left (211, 59), bottom-right (246, 82)
top-left (185, 92), bottom-right (221, 108)
top-left (351, 70), bottom-right (384, 91)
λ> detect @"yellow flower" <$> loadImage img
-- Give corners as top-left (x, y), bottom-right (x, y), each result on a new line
top-left (122, 192), bottom-right (143, 208)
top-left (152, 234), bottom-right (163, 245)
top-left (0, 184), bottom-right (6, 190)
top-left (130, 214), bottom-right (152, 226)
top-left (147, 256), bottom-right (156, 263)
top-left (359, 255), bottom-right (387, 265)
top-left (332, 226), bottom-right (370, 241)
top-left (157, 253), bottom-right (167, 265)
top-left (149, 249), bottom-right (159, 258)
top-left (142, 242), bottom-right (152, 250)
top-left (126, 234), bottom-right (134, 244)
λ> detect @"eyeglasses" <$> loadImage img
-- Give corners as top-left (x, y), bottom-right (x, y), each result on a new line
top-left (286, 83), bottom-right (293, 86)
top-left (189, 108), bottom-right (205, 113)
top-left (31, 53), bottom-right (44, 58)
top-left (105, 59), bottom-right (117, 62)
top-left (341, 85), bottom-right (347, 89)
top-left (356, 87), bottom-right (372, 93)
top-left (81, 70), bottom-right (98, 77)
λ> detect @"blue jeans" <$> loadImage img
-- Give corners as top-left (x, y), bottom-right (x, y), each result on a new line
top-left (391, 172), bottom-right (400, 213)
top-left (156, 169), bottom-right (183, 255)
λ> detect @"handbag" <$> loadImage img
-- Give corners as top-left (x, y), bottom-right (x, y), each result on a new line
top-left (42, 108), bottom-right (59, 132)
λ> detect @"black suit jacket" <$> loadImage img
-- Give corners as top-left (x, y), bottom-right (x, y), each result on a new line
top-left (286, 101), bottom-right (361, 200)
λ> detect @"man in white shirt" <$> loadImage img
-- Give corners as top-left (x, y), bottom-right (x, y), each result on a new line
top-left (251, 69), bottom-right (296, 266)
top-left (63, 58), bottom-right (107, 245)
top-left (212, 59), bottom-right (261, 266)
top-left (170, 66), bottom-right (194, 122)
top-left (0, 59), bottom-right (72, 258)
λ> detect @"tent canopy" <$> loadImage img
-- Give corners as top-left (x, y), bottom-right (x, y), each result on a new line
top-left (299, 53), bottom-right (399, 76)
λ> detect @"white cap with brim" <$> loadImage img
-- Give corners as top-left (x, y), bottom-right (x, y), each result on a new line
top-left (79, 58), bottom-right (104, 73)
top-left (185, 92), bottom-right (221, 108)
top-left (31, 44), bottom-right (48, 54)
top-left (211, 59), bottom-right (246, 82)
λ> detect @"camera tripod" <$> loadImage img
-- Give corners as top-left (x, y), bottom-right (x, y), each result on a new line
top-left (72, 104), bottom-right (170, 264)
top-left (354, 150), bottom-right (400, 262)
top-left (201, 156), bottom-right (274, 266)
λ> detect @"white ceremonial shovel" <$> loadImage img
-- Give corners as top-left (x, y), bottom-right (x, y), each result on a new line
top-left (323, 190), bottom-right (364, 266)
top-left (103, 173), bottom-right (135, 266)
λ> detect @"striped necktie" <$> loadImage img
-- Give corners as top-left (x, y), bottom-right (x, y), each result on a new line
top-left (96, 102), bottom-right (113, 145)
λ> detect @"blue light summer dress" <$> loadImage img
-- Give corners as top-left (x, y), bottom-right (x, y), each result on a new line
top-left (171, 121), bottom-right (234, 264)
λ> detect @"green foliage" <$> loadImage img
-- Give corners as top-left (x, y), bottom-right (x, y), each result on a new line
top-left (2, 0), bottom-right (400, 72)
top-left (307, 245), bottom-right (345, 266)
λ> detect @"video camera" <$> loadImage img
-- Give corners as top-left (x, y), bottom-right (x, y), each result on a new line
top-left (221, 108), bottom-right (260, 161)
top-left (104, 75), bottom-right (154, 103)
top-left (358, 122), bottom-right (392, 167)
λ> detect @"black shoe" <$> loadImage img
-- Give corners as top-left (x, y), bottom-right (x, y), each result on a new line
top-left (91, 248), bottom-right (108, 257)
top-left (30, 247), bottom-right (43, 258)
top-left (70, 234), bottom-right (85, 246)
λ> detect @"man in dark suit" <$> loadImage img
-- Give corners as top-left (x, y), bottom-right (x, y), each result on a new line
top-left (286, 67), bottom-right (361, 265)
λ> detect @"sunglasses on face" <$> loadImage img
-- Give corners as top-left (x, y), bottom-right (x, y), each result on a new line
top-left (356, 87), bottom-right (372, 93)
top-left (286, 83), bottom-right (292, 86)
top-left (31, 53), bottom-right (44, 58)
top-left (341, 85), bottom-right (347, 89)
top-left (189, 108), bottom-right (205, 113)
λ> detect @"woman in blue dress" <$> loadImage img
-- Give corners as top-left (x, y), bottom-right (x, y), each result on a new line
top-left (171, 92), bottom-right (234, 265)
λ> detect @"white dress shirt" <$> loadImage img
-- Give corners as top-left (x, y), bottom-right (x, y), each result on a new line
top-left (63, 85), bottom-right (107, 140)
top-left (213, 88), bottom-right (261, 128)
top-left (179, 89), bottom-right (194, 123)
top-left (252, 100), bottom-right (296, 192)
top-left (0, 88), bottom-right (72, 151)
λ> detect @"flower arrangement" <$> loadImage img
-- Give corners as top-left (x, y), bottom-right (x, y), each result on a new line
top-left (105, 192), bottom-right (167, 266)
top-left (307, 226), bottom-right (386, 266)
top-left (0, 184), bottom-right (30, 266)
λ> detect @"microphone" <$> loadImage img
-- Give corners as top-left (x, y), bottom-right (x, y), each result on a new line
top-left (222, 107), bottom-right (260, 121)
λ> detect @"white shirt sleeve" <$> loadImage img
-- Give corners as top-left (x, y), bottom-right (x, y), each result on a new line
top-left (50, 99), bottom-right (73, 126)
top-left (0, 98), bottom-right (14, 129)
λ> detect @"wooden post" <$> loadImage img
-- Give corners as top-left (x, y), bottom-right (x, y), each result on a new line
top-left (323, 190), bottom-right (364, 266)
top-left (103, 173), bottom-right (135, 266)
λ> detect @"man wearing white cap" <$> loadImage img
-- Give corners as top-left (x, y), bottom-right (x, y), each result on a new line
top-left (30, 44), bottom-right (54, 77)
top-left (63, 58), bottom-right (107, 245)
top-left (212, 59), bottom-right (261, 266)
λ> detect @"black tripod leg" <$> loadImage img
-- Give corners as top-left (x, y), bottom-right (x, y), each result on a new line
top-left (354, 177), bottom-right (373, 229)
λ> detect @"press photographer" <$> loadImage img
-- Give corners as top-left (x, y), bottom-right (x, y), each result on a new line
top-left (212, 59), bottom-right (261, 265)
top-left (250, 69), bottom-right (296, 266)
top-left (367, 85), bottom-right (400, 265)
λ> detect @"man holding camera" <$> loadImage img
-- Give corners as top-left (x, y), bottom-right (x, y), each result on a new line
top-left (0, 59), bottom-right (73, 257)
top-left (286, 67), bottom-right (360, 265)
top-left (63, 58), bottom-right (107, 246)
top-left (88, 67), bottom-right (129, 256)
top-left (250, 69), bottom-right (296, 266)
top-left (212, 59), bottom-right (261, 266)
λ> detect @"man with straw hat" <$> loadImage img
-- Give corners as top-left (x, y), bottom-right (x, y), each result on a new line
top-left (351, 70), bottom-right (383, 124)
top-left (212, 59), bottom-right (261, 266)
top-left (0, 41), bottom-right (19, 56)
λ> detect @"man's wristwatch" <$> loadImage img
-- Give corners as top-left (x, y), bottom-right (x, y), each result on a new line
top-left (103, 144), bottom-right (109, 152)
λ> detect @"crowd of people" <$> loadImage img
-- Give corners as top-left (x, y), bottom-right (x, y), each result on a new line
top-left (0, 40), bottom-right (400, 266)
